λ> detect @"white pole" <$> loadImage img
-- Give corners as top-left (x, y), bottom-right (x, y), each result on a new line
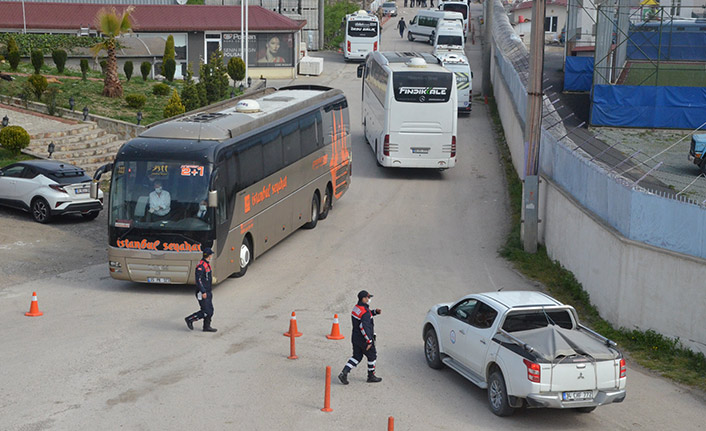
top-left (22, 0), bottom-right (27, 34)
top-left (245, 0), bottom-right (249, 86)
top-left (241, 0), bottom-right (244, 72)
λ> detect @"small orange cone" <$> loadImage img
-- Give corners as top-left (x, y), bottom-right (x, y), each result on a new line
top-left (25, 291), bottom-right (43, 317)
top-left (326, 314), bottom-right (345, 340)
top-left (283, 311), bottom-right (302, 337)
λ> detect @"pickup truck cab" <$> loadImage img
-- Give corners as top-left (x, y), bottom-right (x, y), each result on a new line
top-left (422, 291), bottom-right (626, 416)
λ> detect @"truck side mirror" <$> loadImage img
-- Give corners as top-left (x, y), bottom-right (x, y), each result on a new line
top-left (208, 190), bottom-right (218, 208)
top-left (357, 64), bottom-right (364, 78)
top-left (437, 305), bottom-right (449, 316)
top-left (90, 181), bottom-right (99, 199)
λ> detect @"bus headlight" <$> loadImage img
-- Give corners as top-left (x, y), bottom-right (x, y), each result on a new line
top-left (109, 261), bottom-right (122, 273)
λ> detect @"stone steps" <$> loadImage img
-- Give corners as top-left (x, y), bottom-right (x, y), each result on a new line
top-left (31, 128), bottom-right (109, 149)
top-left (30, 123), bottom-right (98, 140)
top-left (28, 132), bottom-right (116, 153)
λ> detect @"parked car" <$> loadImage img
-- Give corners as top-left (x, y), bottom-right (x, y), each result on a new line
top-left (380, 2), bottom-right (398, 17)
top-left (0, 160), bottom-right (103, 223)
top-left (422, 291), bottom-right (626, 416)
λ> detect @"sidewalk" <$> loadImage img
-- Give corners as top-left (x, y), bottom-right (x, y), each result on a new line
top-left (0, 103), bottom-right (79, 139)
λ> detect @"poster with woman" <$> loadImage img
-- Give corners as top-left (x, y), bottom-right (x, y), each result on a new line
top-left (222, 33), bottom-right (294, 67)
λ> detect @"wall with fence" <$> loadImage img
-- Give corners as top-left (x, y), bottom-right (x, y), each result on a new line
top-left (486, 0), bottom-right (706, 354)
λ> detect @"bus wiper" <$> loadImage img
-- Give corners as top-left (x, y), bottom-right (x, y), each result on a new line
top-left (119, 224), bottom-right (137, 241)
top-left (169, 232), bottom-right (201, 245)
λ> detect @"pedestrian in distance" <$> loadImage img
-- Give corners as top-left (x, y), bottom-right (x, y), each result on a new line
top-left (184, 247), bottom-right (217, 332)
top-left (338, 290), bottom-right (383, 384)
top-left (397, 17), bottom-right (407, 38)
top-left (430, 0), bottom-right (434, 7)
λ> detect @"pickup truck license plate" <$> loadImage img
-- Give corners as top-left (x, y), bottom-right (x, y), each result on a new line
top-left (147, 277), bottom-right (171, 283)
top-left (562, 391), bottom-right (593, 401)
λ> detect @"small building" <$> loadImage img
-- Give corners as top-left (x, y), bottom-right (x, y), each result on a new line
top-left (0, 1), bottom-right (306, 79)
top-left (510, 0), bottom-right (567, 43)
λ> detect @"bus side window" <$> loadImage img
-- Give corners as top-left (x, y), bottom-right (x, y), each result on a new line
top-left (238, 142), bottom-right (264, 189)
top-left (262, 128), bottom-right (283, 176)
top-left (300, 113), bottom-right (318, 155)
top-left (282, 120), bottom-right (301, 164)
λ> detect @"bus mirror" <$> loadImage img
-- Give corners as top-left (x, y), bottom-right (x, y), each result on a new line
top-left (90, 181), bottom-right (99, 199)
top-left (208, 190), bottom-right (218, 208)
top-left (357, 64), bottom-right (364, 78)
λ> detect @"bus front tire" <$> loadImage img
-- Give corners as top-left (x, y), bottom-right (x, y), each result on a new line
top-left (232, 236), bottom-right (252, 278)
top-left (303, 194), bottom-right (320, 229)
top-left (319, 186), bottom-right (332, 220)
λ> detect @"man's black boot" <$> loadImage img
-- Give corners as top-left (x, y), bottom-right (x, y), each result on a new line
top-left (203, 317), bottom-right (217, 332)
top-left (367, 371), bottom-right (382, 383)
top-left (338, 368), bottom-right (350, 385)
top-left (185, 315), bottom-right (196, 330)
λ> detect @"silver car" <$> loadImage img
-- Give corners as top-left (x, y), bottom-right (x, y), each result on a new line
top-left (0, 160), bottom-right (103, 223)
top-left (380, 2), bottom-right (398, 17)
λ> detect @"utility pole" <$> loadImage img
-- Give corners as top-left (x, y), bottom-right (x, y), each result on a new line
top-left (522, 0), bottom-right (546, 253)
top-left (481, 0), bottom-right (493, 97)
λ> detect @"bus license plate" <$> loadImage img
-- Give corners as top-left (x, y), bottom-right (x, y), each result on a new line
top-left (412, 148), bottom-right (429, 154)
top-left (562, 391), bottom-right (593, 401)
top-left (147, 277), bottom-right (171, 283)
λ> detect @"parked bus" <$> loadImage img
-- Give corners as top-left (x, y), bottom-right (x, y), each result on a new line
top-left (92, 86), bottom-right (352, 285)
top-left (357, 52), bottom-right (457, 169)
top-left (438, 1), bottom-right (470, 36)
top-left (344, 10), bottom-right (380, 61)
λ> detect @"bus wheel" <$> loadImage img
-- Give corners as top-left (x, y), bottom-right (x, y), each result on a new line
top-left (232, 236), bottom-right (252, 278)
top-left (319, 186), bottom-right (333, 220)
top-left (303, 193), bottom-right (320, 229)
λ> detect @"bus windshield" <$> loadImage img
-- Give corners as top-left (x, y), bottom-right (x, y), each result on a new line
top-left (437, 35), bottom-right (463, 46)
top-left (109, 160), bottom-right (213, 231)
top-left (348, 21), bottom-right (378, 38)
top-left (393, 72), bottom-right (453, 103)
top-left (441, 4), bottom-right (468, 19)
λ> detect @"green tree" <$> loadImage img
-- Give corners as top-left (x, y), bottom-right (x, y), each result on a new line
top-left (0, 125), bottom-right (31, 156)
top-left (31, 50), bottom-right (44, 74)
top-left (7, 50), bottom-right (20, 71)
top-left (6, 35), bottom-right (19, 54)
top-left (181, 62), bottom-right (201, 112)
top-left (91, 6), bottom-right (134, 97)
top-left (227, 57), bottom-right (246, 89)
top-left (124, 60), bottom-right (134, 81)
top-left (163, 35), bottom-right (176, 82)
top-left (141, 61), bottom-right (151, 81)
top-left (28, 74), bottom-right (48, 101)
top-left (80, 59), bottom-right (89, 80)
top-left (163, 89), bottom-right (186, 118)
top-left (51, 49), bottom-right (68, 74)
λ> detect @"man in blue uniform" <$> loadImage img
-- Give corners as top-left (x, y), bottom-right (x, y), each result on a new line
top-left (184, 247), bottom-right (217, 332)
top-left (338, 290), bottom-right (383, 384)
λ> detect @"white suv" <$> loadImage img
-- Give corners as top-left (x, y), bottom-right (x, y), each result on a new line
top-left (0, 160), bottom-right (103, 223)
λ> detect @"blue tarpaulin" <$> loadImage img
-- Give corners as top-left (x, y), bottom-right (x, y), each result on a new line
top-left (627, 31), bottom-right (706, 61)
top-left (564, 57), bottom-right (594, 92)
top-left (591, 85), bottom-right (706, 129)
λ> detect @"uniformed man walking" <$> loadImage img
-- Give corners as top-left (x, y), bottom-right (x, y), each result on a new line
top-left (184, 247), bottom-right (217, 332)
top-left (338, 290), bottom-right (382, 384)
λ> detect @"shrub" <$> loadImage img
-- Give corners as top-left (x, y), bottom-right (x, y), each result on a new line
top-left (7, 50), bottom-right (20, 71)
top-left (181, 63), bottom-right (200, 111)
top-left (31, 49), bottom-right (44, 74)
top-left (28, 74), bottom-right (48, 101)
top-left (45, 87), bottom-right (60, 116)
top-left (227, 57), bottom-right (246, 84)
top-left (123, 61), bottom-right (134, 81)
top-left (0, 125), bottom-right (31, 156)
top-left (80, 59), bottom-right (89, 80)
top-left (164, 35), bottom-right (175, 62)
top-left (99, 60), bottom-right (108, 75)
top-left (152, 82), bottom-right (171, 96)
top-left (141, 61), bottom-right (151, 81)
top-left (163, 89), bottom-right (186, 118)
top-left (163, 58), bottom-right (176, 82)
top-left (51, 49), bottom-right (67, 74)
top-left (6, 36), bottom-right (19, 54)
top-left (125, 93), bottom-right (146, 109)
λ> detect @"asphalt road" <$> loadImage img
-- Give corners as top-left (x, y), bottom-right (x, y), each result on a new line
top-left (1, 5), bottom-right (705, 430)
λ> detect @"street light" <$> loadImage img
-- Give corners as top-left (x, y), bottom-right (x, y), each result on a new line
top-left (47, 142), bottom-right (55, 158)
top-left (82, 106), bottom-right (89, 121)
top-left (136, 111), bottom-right (143, 125)
top-left (230, 89), bottom-right (235, 98)
top-left (247, 77), bottom-right (252, 88)
top-left (1, 115), bottom-right (8, 127)
top-left (69, 96), bottom-right (75, 111)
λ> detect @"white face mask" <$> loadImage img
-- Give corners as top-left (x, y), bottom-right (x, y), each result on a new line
top-left (199, 205), bottom-right (207, 212)
top-left (155, 187), bottom-right (162, 193)
top-left (367, 298), bottom-right (372, 305)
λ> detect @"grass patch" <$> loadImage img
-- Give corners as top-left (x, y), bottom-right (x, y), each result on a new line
top-left (0, 146), bottom-right (35, 168)
top-left (624, 62), bottom-right (706, 87)
top-left (0, 61), bottom-right (184, 125)
top-left (486, 95), bottom-right (706, 392)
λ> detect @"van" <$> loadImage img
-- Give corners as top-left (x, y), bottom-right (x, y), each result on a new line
top-left (437, 11), bottom-right (465, 37)
top-left (407, 9), bottom-right (445, 44)
top-left (437, 0), bottom-right (470, 35)
top-left (432, 21), bottom-right (465, 57)
top-left (437, 52), bottom-right (472, 113)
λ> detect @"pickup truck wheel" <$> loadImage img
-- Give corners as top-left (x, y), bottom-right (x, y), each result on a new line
top-left (424, 329), bottom-right (443, 369)
top-left (576, 406), bottom-right (596, 413)
top-left (488, 371), bottom-right (515, 417)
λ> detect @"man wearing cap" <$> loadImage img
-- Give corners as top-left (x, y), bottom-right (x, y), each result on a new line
top-left (184, 247), bottom-right (217, 332)
top-left (338, 290), bottom-right (383, 384)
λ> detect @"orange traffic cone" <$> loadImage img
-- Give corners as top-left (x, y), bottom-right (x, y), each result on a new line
top-left (283, 311), bottom-right (302, 337)
top-left (326, 314), bottom-right (345, 340)
top-left (25, 291), bottom-right (43, 317)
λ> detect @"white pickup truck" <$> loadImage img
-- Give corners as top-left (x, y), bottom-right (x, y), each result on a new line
top-left (422, 291), bottom-right (627, 416)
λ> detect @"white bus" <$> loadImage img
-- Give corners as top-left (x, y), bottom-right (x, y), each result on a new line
top-left (344, 10), bottom-right (380, 61)
top-left (438, 1), bottom-right (470, 36)
top-left (357, 52), bottom-right (457, 169)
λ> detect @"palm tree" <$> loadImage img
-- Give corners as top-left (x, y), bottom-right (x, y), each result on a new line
top-left (91, 6), bottom-right (134, 98)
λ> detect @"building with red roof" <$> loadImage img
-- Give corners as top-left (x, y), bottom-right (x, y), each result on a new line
top-left (0, 2), bottom-right (308, 79)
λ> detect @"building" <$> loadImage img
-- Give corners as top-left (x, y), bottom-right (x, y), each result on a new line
top-left (509, 0), bottom-right (568, 43)
top-left (0, 1), bottom-right (307, 79)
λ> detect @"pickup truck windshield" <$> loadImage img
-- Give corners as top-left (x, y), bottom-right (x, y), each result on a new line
top-left (502, 309), bottom-right (574, 332)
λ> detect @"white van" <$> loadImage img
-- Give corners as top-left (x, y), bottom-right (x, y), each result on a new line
top-left (432, 21), bottom-right (465, 57)
top-left (407, 9), bottom-right (445, 44)
top-left (438, 1), bottom-right (470, 36)
top-left (437, 52), bottom-right (472, 113)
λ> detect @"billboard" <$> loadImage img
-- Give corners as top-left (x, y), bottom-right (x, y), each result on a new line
top-left (222, 32), bottom-right (294, 67)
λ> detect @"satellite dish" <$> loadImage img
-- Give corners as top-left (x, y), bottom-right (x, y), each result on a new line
top-left (176, 0), bottom-right (187, 5)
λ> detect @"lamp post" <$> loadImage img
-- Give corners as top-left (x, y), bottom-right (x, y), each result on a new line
top-left (136, 111), bottom-right (143, 125)
top-left (69, 96), bottom-right (75, 111)
top-left (47, 142), bottom-right (55, 158)
top-left (82, 106), bottom-right (89, 121)
top-left (1, 115), bottom-right (8, 128)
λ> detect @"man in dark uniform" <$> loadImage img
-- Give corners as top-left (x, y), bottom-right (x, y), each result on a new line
top-left (338, 290), bottom-right (382, 384)
top-left (184, 247), bottom-right (217, 332)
